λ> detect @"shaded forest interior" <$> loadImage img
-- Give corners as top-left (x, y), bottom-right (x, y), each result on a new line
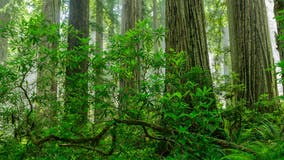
top-left (1, 0), bottom-right (284, 159)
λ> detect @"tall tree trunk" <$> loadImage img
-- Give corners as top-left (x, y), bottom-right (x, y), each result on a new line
top-left (65, 0), bottom-right (89, 126)
top-left (36, 0), bottom-right (60, 125)
top-left (165, 0), bottom-right (213, 102)
top-left (161, 0), bottom-right (166, 51)
top-left (274, 0), bottom-right (284, 94)
top-left (106, 0), bottom-right (117, 37)
top-left (93, 0), bottom-right (104, 120)
top-left (156, 0), bottom-right (214, 157)
top-left (0, 0), bottom-right (10, 63)
top-left (96, 0), bottom-right (103, 50)
top-left (153, 0), bottom-right (158, 54)
top-left (227, 0), bottom-right (278, 112)
top-left (119, 0), bottom-right (142, 115)
top-left (121, 0), bottom-right (142, 34)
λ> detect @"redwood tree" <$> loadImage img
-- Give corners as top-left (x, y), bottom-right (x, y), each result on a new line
top-left (274, 0), bottom-right (284, 93)
top-left (65, 0), bottom-right (90, 125)
top-left (156, 0), bottom-right (214, 156)
top-left (165, 0), bottom-right (213, 104)
top-left (36, 0), bottom-right (61, 125)
top-left (0, 0), bottom-right (10, 63)
top-left (95, 0), bottom-right (103, 50)
top-left (119, 0), bottom-right (142, 113)
top-left (227, 0), bottom-right (278, 111)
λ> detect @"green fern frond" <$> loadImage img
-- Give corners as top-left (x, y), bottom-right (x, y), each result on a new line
top-left (221, 151), bottom-right (255, 160)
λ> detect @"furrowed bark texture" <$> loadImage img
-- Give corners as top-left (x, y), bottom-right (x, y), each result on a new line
top-left (227, 0), bottom-right (278, 110)
top-left (274, 0), bottom-right (284, 93)
top-left (153, 0), bottom-right (158, 54)
top-left (93, 0), bottom-right (104, 119)
top-left (157, 0), bottom-right (214, 156)
top-left (165, 0), bottom-right (213, 101)
top-left (119, 0), bottom-right (142, 114)
top-left (96, 0), bottom-right (103, 50)
top-left (121, 0), bottom-right (142, 34)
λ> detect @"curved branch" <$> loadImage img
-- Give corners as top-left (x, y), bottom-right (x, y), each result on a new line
top-left (18, 68), bottom-right (34, 131)
top-left (113, 119), bottom-right (175, 134)
top-left (113, 119), bottom-right (256, 155)
top-left (33, 118), bottom-right (256, 156)
top-left (35, 125), bottom-right (111, 145)
top-left (58, 126), bottom-right (117, 156)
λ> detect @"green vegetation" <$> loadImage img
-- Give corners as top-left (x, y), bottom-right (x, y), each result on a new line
top-left (0, 0), bottom-right (284, 159)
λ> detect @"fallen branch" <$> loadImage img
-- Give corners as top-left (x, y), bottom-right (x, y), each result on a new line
top-left (113, 119), bottom-right (256, 155)
top-left (113, 119), bottom-right (175, 134)
top-left (59, 126), bottom-right (117, 156)
top-left (32, 118), bottom-right (256, 156)
top-left (35, 125), bottom-right (111, 145)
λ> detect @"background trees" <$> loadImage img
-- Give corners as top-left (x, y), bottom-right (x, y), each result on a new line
top-left (35, 0), bottom-right (61, 126)
top-left (95, 0), bottom-right (103, 51)
top-left (119, 0), bottom-right (143, 112)
top-left (0, 0), bottom-right (284, 159)
top-left (0, 0), bottom-right (10, 63)
top-left (65, 0), bottom-right (90, 126)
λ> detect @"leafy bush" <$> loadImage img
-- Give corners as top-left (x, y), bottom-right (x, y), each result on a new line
top-left (0, 15), bottom-right (284, 160)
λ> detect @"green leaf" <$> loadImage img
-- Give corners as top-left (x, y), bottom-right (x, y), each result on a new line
top-left (172, 92), bottom-right (182, 99)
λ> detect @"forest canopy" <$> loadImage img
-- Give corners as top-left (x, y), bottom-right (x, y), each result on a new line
top-left (0, 0), bottom-right (284, 159)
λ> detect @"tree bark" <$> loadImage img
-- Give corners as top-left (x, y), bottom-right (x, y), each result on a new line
top-left (119, 0), bottom-right (142, 115)
top-left (157, 0), bottom-right (214, 156)
top-left (65, 0), bottom-right (89, 125)
top-left (274, 0), bottom-right (284, 93)
top-left (96, 0), bottom-right (103, 50)
top-left (121, 0), bottom-right (142, 34)
top-left (0, 0), bottom-right (10, 63)
top-left (36, 0), bottom-right (60, 125)
top-left (106, 0), bottom-right (117, 37)
top-left (92, 0), bottom-right (104, 120)
top-left (153, 0), bottom-right (158, 54)
top-left (165, 0), bottom-right (213, 103)
top-left (227, 0), bottom-right (278, 111)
